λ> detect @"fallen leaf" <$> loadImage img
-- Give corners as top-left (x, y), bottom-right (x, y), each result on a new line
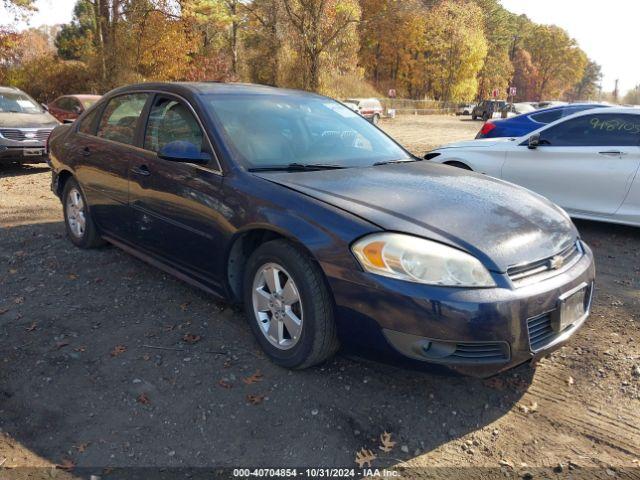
top-left (57, 458), bottom-right (76, 471)
top-left (142, 353), bottom-right (151, 361)
top-left (242, 370), bottom-right (264, 385)
top-left (218, 379), bottom-right (233, 389)
top-left (56, 341), bottom-right (70, 350)
top-left (355, 448), bottom-right (377, 468)
top-left (182, 333), bottom-right (201, 344)
top-left (567, 376), bottom-right (575, 386)
top-left (379, 431), bottom-right (396, 453)
top-left (111, 345), bottom-right (127, 357)
top-left (137, 393), bottom-right (151, 405)
top-left (223, 358), bottom-right (232, 369)
top-left (9, 269), bottom-right (17, 274)
top-left (25, 322), bottom-right (37, 332)
top-left (180, 302), bottom-right (190, 311)
top-left (13, 296), bottom-right (24, 305)
top-left (74, 346), bottom-right (87, 352)
top-left (68, 274), bottom-right (78, 280)
top-left (73, 443), bottom-right (90, 453)
top-left (0, 308), bottom-right (8, 316)
top-left (246, 394), bottom-right (265, 405)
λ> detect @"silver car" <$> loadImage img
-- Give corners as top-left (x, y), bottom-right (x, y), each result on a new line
top-left (0, 86), bottom-right (59, 165)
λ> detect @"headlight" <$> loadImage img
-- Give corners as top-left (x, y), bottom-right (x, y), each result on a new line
top-left (351, 233), bottom-right (496, 287)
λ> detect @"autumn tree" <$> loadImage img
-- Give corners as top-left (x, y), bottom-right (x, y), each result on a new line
top-left (565, 60), bottom-right (602, 101)
top-left (623, 86), bottom-right (640, 105)
top-left (473, 0), bottom-right (515, 99)
top-left (521, 24), bottom-right (586, 100)
top-left (281, 0), bottom-right (361, 92)
top-left (359, 0), bottom-right (427, 97)
top-left (423, 0), bottom-right (488, 102)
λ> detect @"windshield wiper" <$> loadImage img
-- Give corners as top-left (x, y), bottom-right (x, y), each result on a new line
top-left (248, 163), bottom-right (347, 172)
top-left (373, 157), bottom-right (422, 166)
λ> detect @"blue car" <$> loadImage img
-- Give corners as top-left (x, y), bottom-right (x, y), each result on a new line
top-left (48, 82), bottom-right (595, 377)
top-left (476, 103), bottom-right (609, 139)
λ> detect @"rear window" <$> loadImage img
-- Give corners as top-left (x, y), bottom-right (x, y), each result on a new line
top-left (531, 106), bottom-right (602, 125)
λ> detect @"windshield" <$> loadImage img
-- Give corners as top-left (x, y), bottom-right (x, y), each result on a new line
top-left (203, 94), bottom-right (410, 169)
top-left (81, 98), bottom-right (99, 108)
top-left (0, 91), bottom-right (43, 114)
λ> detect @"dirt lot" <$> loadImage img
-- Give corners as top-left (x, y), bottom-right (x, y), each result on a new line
top-left (0, 115), bottom-right (639, 478)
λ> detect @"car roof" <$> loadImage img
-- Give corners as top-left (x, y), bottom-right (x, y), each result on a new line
top-left (106, 82), bottom-right (323, 99)
top-left (0, 86), bottom-right (23, 94)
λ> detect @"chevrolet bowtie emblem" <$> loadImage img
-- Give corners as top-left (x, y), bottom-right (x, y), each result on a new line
top-left (549, 255), bottom-right (564, 270)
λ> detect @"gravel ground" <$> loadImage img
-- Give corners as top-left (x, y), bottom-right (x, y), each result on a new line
top-left (0, 115), bottom-right (639, 478)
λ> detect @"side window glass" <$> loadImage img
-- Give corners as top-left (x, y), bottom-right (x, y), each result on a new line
top-left (542, 114), bottom-right (640, 147)
top-left (97, 94), bottom-right (148, 146)
top-left (144, 97), bottom-right (203, 153)
top-left (78, 107), bottom-right (100, 135)
top-left (531, 109), bottom-right (564, 124)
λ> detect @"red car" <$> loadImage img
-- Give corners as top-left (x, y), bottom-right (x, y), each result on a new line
top-left (47, 94), bottom-right (102, 123)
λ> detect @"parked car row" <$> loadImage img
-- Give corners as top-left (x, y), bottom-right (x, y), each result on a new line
top-left (46, 82), bottom-right (596, 378)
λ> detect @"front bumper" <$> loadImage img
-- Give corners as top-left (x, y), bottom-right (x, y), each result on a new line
top-left (0, 145), bottom-right (48, 164)
top-left (326, 242), bottom-right (595, 377)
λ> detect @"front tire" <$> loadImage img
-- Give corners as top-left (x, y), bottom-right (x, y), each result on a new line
top-left (243, 240), bottom-right (339, 369)
top-left (62, 178), bottom-right (104, 249)
top-left (372, 113), bottom-right (381, 125)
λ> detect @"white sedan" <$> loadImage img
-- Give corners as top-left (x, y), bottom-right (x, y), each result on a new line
top-left (426, 107), bottom-right (640, 227)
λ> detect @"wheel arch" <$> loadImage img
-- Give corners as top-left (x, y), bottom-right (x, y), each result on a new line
top-left (443, 160), bottom-right (473, 171)
top-left (55, 169), bottom-right (75, 198)
top-left (225, 225), bottom-right (323, 303)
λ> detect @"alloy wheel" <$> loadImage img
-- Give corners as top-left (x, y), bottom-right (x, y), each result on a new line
top-left (252, 262), bottom-right (303, 350)
top-left (66, 187), bottom-right (86, 239)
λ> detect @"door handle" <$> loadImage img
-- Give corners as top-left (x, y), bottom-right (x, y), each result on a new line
top-left (131, 165), bottom-right (151, 176)
top-left (598, 151), bottom-right (624, 156)
top-left (81, 147), bottom-right (91, 157)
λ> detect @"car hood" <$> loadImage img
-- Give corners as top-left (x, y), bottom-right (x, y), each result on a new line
top-left (256, 162), bottom-right (577, 272)
top-left (436, 137), bottom-right (516, 149)
top-left (0, 112), bottom-right (59, 128)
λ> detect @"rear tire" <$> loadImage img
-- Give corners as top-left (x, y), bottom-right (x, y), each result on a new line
top-left (62, 178), bottom-right (104, 249)
top-left (372, 113), bottom-right (380, 125)
top-left (472, 114), bottom-right (477, 120)
top-left (243, 240), bottom-right (339, 369)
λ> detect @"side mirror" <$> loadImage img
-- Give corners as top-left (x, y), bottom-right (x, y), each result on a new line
top-left (73, 106), bottom-right (82, 114)
top-left (158, 140), bottom-right (211, 165)
top-left (41, 103), bottom-right (49, 111)
top-left (528, 134), bottom-right (541, 149)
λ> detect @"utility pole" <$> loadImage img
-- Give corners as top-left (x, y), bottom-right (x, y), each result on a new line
top-left (613, 78), bottom-right (619, 104)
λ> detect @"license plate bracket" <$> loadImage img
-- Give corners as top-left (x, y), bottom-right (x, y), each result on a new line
top-left (23, 148), bottom-right (44, 157)
top-left (552, 284), bottom-right (588, 332)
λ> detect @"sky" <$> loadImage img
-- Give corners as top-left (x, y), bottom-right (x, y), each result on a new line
top-left (500, 0), bottom-right (639, 95)
top-left (1, 0), bottom-right (639, 95)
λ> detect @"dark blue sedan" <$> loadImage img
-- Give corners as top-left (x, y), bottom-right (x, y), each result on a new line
top-left (48, 83), bottom-right (595, 377)
top-left (476, 103), bottom-right (609, 139)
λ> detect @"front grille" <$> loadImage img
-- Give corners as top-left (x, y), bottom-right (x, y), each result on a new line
top-left (449, 342), bottom-right (509, 363)
top-left (0, 128), bottom-right (53, 142)
top-left (508, 242), bottom-right (583, 286)
top-left (527, 313), bottom-right (556, 351)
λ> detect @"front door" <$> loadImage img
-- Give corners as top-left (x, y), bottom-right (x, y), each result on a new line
top-left (128, 94), bottom-right (227, 290)
top-left (502, 113), bottom-right (640, 216)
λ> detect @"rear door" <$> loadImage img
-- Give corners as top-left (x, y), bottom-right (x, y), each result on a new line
top-left (502, 113), bottom-right (640, 216)
top-left (73, 92), bottom-right (151, 239)
top-left (128, 93), bottom-right (227, 289)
